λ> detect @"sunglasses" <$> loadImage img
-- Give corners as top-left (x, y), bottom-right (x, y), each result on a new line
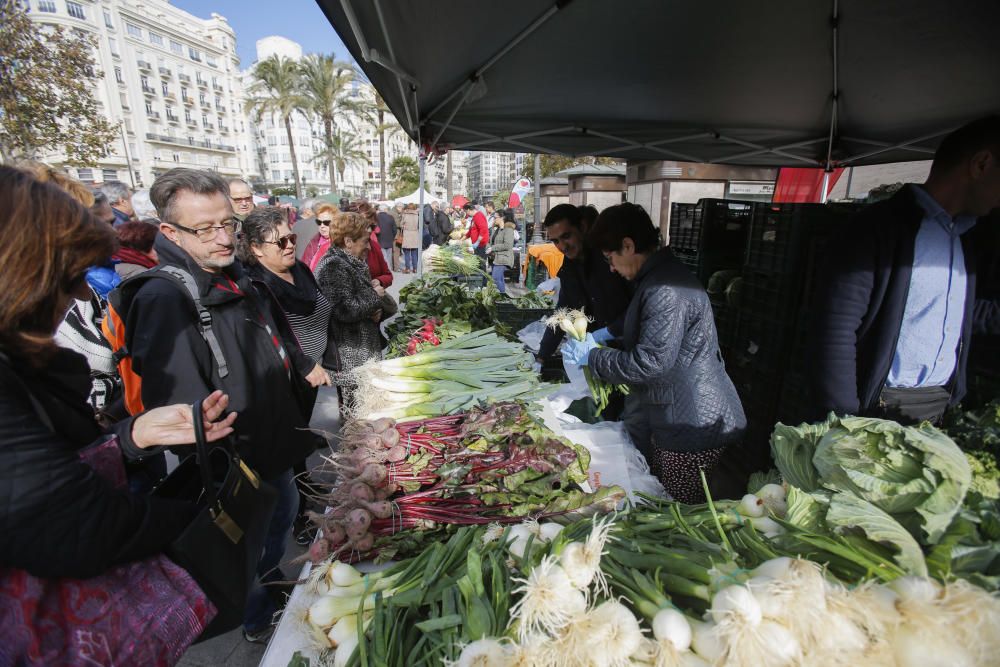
top-left (316, 218), bottom-right (333, 226)
top-left (231, 195), bottom-right (254, 204)
top-left (262, 233), bottom-right (297, 250)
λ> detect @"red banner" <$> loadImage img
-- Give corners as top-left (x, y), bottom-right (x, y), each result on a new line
top-left (772, 167), bottom-right (844, 203)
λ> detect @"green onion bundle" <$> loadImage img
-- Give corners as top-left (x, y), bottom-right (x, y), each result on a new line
top-left (350, 328), bottom-right (553, 420)
top-left (424, 243), bottom-right (486, 276)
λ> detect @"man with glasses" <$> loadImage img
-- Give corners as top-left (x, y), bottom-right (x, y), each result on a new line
top-left (228, 178), bottom-right (256, 222)
top-left (126, 168), bottom-right (316, 643)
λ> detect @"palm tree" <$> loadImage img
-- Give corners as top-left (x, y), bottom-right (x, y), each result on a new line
top-left (371, 91), bottom-right (402, 200)
top-left (248, 55), bottom-right (307, 199)
top-left (298, 54), bottom-right (362, 194)
top-left (315, 133), bottom-right (368, 189)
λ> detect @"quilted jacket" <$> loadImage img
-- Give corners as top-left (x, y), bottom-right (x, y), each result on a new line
top-left (0, 349), bottom-right (193, 578)
top-left (589, 248), bottom-right (746, 453)
top-left (315, 246), bottom-right (384, 375)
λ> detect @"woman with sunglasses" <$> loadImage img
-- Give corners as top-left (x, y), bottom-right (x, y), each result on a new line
top-left (238, 207), bottom-right (334, 544)
top-left (301, 201), bottom-right (337, 272)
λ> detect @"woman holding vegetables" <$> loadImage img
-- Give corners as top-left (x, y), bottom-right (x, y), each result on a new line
top-left (563, 203), bottom-right (746, 502)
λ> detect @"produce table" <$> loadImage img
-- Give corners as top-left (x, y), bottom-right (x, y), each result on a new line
top-left (259, 395), bottom-right (656, 666)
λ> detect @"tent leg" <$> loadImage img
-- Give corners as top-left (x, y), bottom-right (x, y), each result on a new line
top-left (820, 170), bottom-right (831, 204)
top-left (417, 151), bottom-right (426, 276)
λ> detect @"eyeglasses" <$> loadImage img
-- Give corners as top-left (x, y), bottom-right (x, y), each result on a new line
top-left (172, 218), bottom-right (241, 242)
top-left (261, 233), bottom-right (297, 250)
top-left (316, 218), bottom-right (333, 226)
top-left (231, 195), bottom-right (254, 204)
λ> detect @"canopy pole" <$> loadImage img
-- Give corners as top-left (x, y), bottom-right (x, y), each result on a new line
top-left (823, 0), bottom-right (841, 174)
top-left (820, 169), bottom-right (831, 204)
top-left (530, 156), bottom-right (543, 245)
top-left (417, 147), bottom-right (426, 276)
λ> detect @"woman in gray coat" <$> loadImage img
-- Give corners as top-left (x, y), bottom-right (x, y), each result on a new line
top-left (488, 219), bottom-right (517, 293)
top-left (563, 203), bottom-right (746, 502)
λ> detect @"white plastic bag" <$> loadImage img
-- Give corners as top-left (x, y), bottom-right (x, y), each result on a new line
top-left (516, 320), bottom-right (548, 353)
top-left (536, 276), bottom-right (560, 302)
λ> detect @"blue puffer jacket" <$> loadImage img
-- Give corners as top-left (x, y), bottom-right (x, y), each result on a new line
top-left (589, 248), bottom-right (746, 453)
top-left (86, 263), bottom-right (121, 301)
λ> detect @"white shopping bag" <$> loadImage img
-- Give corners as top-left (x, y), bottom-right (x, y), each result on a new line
top-left (516, 319), bottom-right (548, 353)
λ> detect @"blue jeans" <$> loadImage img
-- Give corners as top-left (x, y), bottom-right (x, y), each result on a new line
top-left (491, 263), bottom-right (508, 293)
top-left (403, 248), bottom-right (418, 271)
top-left (243, 468), bottom-right (298, 632)
top-left (381, 246), bottom-right (393, 267)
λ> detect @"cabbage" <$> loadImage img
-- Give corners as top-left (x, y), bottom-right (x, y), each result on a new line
top-left (772, 415), bottom-right (972, 545)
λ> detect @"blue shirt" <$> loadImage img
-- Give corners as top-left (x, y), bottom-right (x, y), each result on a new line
top-left (887, 185), bottom-right (976, 388)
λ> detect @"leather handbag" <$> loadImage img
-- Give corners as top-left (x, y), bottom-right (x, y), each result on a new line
top-left (152, 400), bottom-right (277, 639)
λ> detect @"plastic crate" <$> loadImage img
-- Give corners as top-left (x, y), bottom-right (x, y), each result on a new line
top-left (710, 297), bottom-right (740, 358)
top-left (496, 300), bottom-right (554, 333)
top-left (668, 199), bottom-right (753, 286)
top-left (745, 202), bottom-right (859, 276)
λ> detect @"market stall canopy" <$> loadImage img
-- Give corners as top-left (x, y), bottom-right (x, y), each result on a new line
top-left (394, 188), bottom-right (445, 205)
top-left (317, 0), bottom-right (1000, 167)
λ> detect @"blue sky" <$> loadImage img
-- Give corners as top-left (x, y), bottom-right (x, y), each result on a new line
top-left (170, 0), bottom-right (355, 69)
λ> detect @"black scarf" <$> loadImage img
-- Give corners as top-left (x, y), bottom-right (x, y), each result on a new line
top-left (247, 260), bottom-right (320, 317)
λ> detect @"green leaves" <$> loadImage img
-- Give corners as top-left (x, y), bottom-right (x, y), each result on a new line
top-left (825, 492), bottom-right (928, 577)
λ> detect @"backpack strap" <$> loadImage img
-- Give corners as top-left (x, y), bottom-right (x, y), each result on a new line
top-left (157, 266), bottom-right (230, 379)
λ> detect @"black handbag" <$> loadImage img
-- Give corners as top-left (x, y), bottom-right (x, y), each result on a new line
top-left (153, 400), bottom-right (277, 639)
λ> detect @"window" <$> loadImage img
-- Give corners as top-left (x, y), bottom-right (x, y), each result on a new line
top-left (140, 75), bottom-right (149, 89)
top-left (173, 153), bottom-right (180, 163)
top-left (108, 37), bottom-right (118, 56)
top-left (149, 32), bottom-right (163, 46)
top-left (66, 1), bottom-right (84, 19)
top-left (270, 154), bottom-right (280, 164)
top-left (199, 92), bottom-right (206, 105)
top-left (266, 136), bottom-right (277, 146)
top-left (188, 47), bottom-right (201, 62)
top-left (279, 135), bottom-right (287, 145)
top-left (299, 136), bottom-right (309, 146)
top-left (184, 110), bottom-right (192, 123)
top-left (102, 168), bottom-right (117, 181)
top-left (103, 9), bottom-right (113, 28)
top-left (271, 170), bottom-right (281, 181)
top-left (206, 55), bottom-right (217, 68)
top-left (77, 168), bottom-right (94, 182)
top-left (38, 0), bottom-right (56, 12)
top-left (145, 101), bottom-right (153, 114)
top-left (114, 66), bottom-right (122, 83)
top-left (170, 40), bottom-right (183, 55)
top-left (129, 143), bottom-right (137, 156)
top-left (201, 113), bottom-right (208, 125)
top-left (161, 82), bottom-right (168, 95)
top-left (284, 170), bottom-right (292, 180)
top-left (302, 171), bottom-right (312, 180)
top-left (126, 23), bottom-right (142, 38)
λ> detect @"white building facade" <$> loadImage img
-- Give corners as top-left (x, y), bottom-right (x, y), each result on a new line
top-left (23, 0), bottom-right (255, 188)
top-left (467, 151), bottom-right (523, 203)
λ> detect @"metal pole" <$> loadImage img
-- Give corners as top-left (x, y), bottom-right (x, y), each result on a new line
top-left (844, 166), bottom-right (854, 199)
top-left (820, 169), bottom-right (831, 204)
top-left (530, 154), bottom-right (543, 244)
top-left (118, 121), bottom-right (136, 188)
top-left (417, 147), bottom-right (426, 276)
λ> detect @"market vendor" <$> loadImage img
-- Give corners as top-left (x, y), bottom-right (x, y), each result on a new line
top-left (563, 203), bottom-right (746, 502)
top-left (536, 204), bottom-right (631, 362)
top-left (810, 116), bottom-right (1000, 425)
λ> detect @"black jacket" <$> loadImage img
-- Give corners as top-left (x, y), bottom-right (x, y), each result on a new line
top-left (376, 212), bottom-right (396, 249)
top-left (538, 245), bottom-right (631, 359)
top-left (429, 210), bottom-right (453, 245)
top-left (126, 236), bottom-right (315, 480)
top-left (590, 249), bottom-right (746, 452)
top-left (808, 186), bottom-right (978, 420)
top-left (0, 349), bottom-right (193, 578)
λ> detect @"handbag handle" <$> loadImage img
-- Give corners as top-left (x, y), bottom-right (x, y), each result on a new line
top-left (191, 399), bottom-right (222, 513)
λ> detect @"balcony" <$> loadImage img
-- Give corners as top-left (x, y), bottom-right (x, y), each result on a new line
top-left (200, 100), bottom-right (211, 110)
top-left (147, 111), bottom-right (161, 121)
top-left (181, 95), bottom-right (193, 106)
top-left (121, 101), bottom-right (130, 111)
top-left (212, 83), bottom-right (223, 92)
top-left (178, 73), bottom-right (191, 83)
top-left (145, 133), bottom-right (235, 153)
top-left (163, 89), bottom-right (176, 100)
top-left (215, 104), bottom-right (226, 113)
top-left (196, 78), bottom-right (208, 88)
top-left (186, 118), bottom-right (197, 127)
top-left (137, 59), bottom-right (152, 71)
top-left (158, 66), bottom-right (172, 77)
top-left (141, 85), bottom-right (155, 96)
top-left (166, 113), bottom-right (179, 124)
top-left (219, 125), bottom-right (230, 134)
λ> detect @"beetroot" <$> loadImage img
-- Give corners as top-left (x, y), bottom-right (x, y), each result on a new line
top-left (307, 538), bottom-right (330, 563)
top-left (353, 533), bottom-right (375, 553)
top-left (361, 500), bottom-right (394, 520)
top-left (346, 508), bottom-right (372, 536)
top-left (348, 481), bottom-right (374, 502)
top-left (380, 428), bottom-right (400, 448)
top-left (385, 444), bottom-right (408, 463)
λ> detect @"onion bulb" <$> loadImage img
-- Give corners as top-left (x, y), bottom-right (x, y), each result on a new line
top-left (738, 494), bottom-right (765, 518)
top-left (332, 634), bottom-right (359, 667)
top-left (711, 585), bottom-right (762, 627)
top-left (538, 522), bottom-right (564, 542)
top-left (652, 608), bottom-right (692, 652)
top-left (450, 638), bottom-right (508, 667)
top-left (510, 555), bottom-right (587, 639)
top-left (326, 614), bottom-right (358, 648)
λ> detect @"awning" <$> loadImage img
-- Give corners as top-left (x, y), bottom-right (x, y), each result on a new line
top-left (316, 0), bottom-right (1000, 167)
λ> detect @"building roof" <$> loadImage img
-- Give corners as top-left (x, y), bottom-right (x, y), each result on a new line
top-left (539, 176), bottom-right (568, 185)
top-left (556, 164), bottom-right (627, 177)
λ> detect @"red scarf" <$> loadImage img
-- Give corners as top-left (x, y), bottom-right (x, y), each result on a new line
top-left (112, 247), bottom-right (157, 270)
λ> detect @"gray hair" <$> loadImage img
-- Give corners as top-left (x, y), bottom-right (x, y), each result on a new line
top-left (150, 168), bottom-right (230, 226)
top-left (236, 206), bottom-right (284, 266)
top-left (91, 192), bottom-right (109, 209)
top-left (227, 177), bottom-right (251, 191)
top-left (100, 181), bottom-right (131, 205)
top-left (131, 189), bottom-right (157, 218)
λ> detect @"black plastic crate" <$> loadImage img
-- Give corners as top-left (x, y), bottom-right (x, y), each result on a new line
top-left (710, 297), bottom-right (740, 358)
top-left (745, 202), bottom-right (859, 276)
top-left (669, 199), bottom-right (753, 285)
top-left (737, 269), bottom-right (802, 323)
top-left (496, 301), bottom-right (554, 333)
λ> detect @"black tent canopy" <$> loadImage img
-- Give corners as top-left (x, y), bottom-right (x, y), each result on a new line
top-left (316, 0), bottom-right (999, 167)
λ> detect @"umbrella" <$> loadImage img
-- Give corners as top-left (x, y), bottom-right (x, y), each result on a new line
top-left (451, 195), bottom-right (469, 209)
top-left (278, 195), bottom-right (300, 207)
top-left (314, 192), bottom-right (349, 204)
top-left (319, 0), bottom-right (1000, 167)
top-left (252, 194), bottom-right (268, 205)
